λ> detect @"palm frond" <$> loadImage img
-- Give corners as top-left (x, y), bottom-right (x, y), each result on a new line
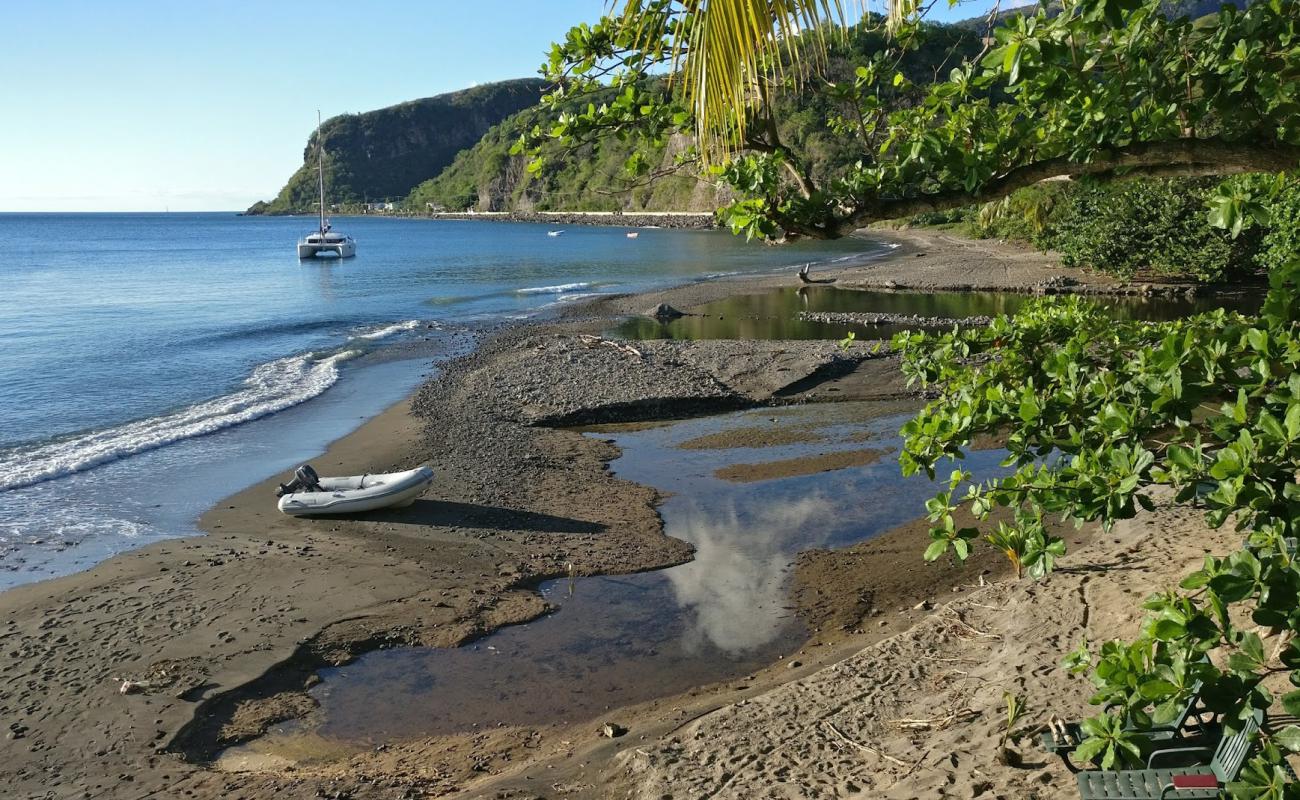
top-left (619, 0), bottom-right (905, 164)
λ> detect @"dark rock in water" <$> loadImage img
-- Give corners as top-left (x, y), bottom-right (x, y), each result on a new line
top-left (647, 303), bottom-right (685, 321)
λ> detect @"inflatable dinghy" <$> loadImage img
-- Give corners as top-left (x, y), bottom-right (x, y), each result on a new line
top-left (276, 464), bottom-right (434, 516)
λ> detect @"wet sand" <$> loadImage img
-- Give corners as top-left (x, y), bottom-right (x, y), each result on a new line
top-left (713, 448), bottom-right (890, 483)
top-left (0, 229), bottom-right (1215, 799)
top-left (677, 424), bottom-right (827, 450)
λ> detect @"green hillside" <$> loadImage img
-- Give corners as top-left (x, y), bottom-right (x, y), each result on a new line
top-left (405, 96), bottom-right (717, 213)
top-left (246, 79), bottom-right (546, 215)
top-left (408, 21), bottom-right (984, 213)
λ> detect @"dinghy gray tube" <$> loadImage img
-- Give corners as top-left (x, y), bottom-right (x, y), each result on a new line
top-left (277, 466), bottom-right (434, 516)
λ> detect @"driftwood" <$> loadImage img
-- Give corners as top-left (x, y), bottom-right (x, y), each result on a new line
top-left (822, 721), bottom-right (911, 767)
top-left (797, 263), bottom-right (836, 285)
top-left (889, 707), bottom-right (980, 731)
top-left (577, 334), bottom-right (643, 359)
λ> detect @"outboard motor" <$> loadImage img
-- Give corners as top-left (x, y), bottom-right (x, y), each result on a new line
top-left (295, 464), bottom-right (322, 491)
top-left (276, 464), bottom-right (324, 497)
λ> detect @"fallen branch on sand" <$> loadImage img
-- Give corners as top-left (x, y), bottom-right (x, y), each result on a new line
top-left (940, 608), bottom-right (1002, 640)
top-left (889, 707), bottom-right (980, 731)
top-left (577, 334), bottom-right (643, 359)
top-left (822, 721), bottom-right (911, 768)
top-left (797, 263), bottom-right (836, 285)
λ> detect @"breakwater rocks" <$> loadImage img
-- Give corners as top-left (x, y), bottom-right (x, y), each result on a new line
top-left (427, 211), bottom-right (717, 229)
top-left (865, 274), bottom-right (1215, 299)
top-left (799, 311), bottom-right (992, 328)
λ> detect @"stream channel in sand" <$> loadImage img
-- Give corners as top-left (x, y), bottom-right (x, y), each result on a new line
top-left (217, 284), bottom-right (1258, 768)
top-left (219, 399), bottom-right (1010, 767)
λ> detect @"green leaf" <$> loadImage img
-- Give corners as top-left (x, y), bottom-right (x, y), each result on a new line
top-left (1139, 679), bottom-right (1177, 699)
top-left (952, 538), bottom-right (970, 560)
top-left (1151, 619), bottom-right (1186, 641)
top-left (1286, 403), bottom-right (1300, 440)
top-left (1273, 725), bottom-right (1300, 753)
top-left (924, 539), bottom-right (949, 561)
top-left (1072, 736), bottom-right (1107, 763)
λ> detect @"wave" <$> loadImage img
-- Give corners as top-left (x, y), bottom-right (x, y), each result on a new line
top-left (0, 508), bottom-right (146, 547)
top-left (351, 319), bottom-right (425, 340)
top-left (0, 349), bottom-right (360, 492)
top-left (193, 318), bottom-right (350, 346)
top-left (516, 282), bottom-right (592, 295)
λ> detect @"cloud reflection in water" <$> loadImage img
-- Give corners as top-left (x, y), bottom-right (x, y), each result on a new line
top-left (665, 493), bottom-right (838, 655)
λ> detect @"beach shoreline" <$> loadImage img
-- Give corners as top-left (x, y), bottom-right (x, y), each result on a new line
top-left (0, 228), bottom-right (1242, 799)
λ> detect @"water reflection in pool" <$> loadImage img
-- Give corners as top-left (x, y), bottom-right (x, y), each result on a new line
top-left (224, 401), bottom-right (1010, 756)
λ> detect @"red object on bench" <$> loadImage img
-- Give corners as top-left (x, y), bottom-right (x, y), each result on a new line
top-left (1171, 774), bottom-right (1219, 790)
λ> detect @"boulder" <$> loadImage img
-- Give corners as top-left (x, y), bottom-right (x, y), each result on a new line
top-left (647, 303), bottom-right (685, 321)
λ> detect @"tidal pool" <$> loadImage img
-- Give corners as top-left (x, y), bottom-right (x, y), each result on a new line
top-left (220, 400), bottom-right (1009, 764)
top-left (614, 285), bottom-right (1259, 341)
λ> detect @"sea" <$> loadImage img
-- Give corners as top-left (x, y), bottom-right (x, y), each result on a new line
top-left (0, 213), bottom-right (876, 589)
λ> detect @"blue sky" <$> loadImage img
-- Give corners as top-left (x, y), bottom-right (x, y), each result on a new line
top-left (2, 0), bottom-right (1002, 211)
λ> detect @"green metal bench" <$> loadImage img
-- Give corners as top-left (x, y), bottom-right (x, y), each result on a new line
top-left (1075, 708), bottom-right (1265, 799)
top-left (1042, 683), bottom-right (1217, 773)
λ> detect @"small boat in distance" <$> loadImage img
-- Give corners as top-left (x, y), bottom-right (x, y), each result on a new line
top-left (626, 231), bottom-right (639, 239)
top-left (547, 230), bottom-right (565, 237)
top-left (298, 110), bottom-right (356, 259)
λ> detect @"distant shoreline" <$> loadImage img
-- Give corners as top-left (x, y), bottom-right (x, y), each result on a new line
top-left (245, 208), bottom-right (719, 229)
top-left (426, 209), bottom-right (717, 229)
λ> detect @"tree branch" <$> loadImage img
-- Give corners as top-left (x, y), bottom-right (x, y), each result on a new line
top-left (806, 138), bottom-right (1300, 238)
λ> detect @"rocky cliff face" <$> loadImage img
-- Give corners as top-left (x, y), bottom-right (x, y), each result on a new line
top-left (247, 79), bottom-right (546, 214)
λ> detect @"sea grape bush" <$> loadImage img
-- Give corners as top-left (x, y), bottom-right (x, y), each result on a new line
top-left (1256, 178), bottom-right (1300, 273)
top-left (895, 258), bottom-right (1300, 794)
top-left (538, 0), bottom-right (1300, 241)
top-left (955, 178), bottom-right (1266, 282)
top-left (536, 0), bottom-right (1300, 790)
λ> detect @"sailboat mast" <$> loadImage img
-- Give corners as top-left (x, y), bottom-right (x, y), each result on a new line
top-left (316, 110), bottom-right (326, 234)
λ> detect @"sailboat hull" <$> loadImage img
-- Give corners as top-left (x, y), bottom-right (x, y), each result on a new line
top-left (297, 241), bottom-right (356, 258)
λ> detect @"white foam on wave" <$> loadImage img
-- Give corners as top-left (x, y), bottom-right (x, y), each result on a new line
top-left (555, 292), bottom-right (606, 303)
top-left (0, 509), bottom-right (146, 548)
top-left (0, 349), bottom-right (360, 492)
top-left (352, 319), bottom-right (426, 340)
top-left (516, 282), bottom-right (592, 295)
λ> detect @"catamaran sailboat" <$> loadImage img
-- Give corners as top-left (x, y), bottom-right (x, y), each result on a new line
top-left (297, 111), bottom-right (356, 259)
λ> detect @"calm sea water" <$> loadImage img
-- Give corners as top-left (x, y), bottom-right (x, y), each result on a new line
top-left (0, 213), bottom-right (873, 588)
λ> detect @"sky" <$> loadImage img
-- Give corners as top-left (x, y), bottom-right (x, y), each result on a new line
top-left (1, 0), bottom-right (1001, 212)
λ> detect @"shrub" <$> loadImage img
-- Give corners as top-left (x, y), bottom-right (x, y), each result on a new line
top-left (909, 207), bottom-right (972, 226)
top-left (969, 182), bottom-right (1067, 244)
top-left (1044, 178), bottom-right (1262, 282)
top-left (1259, 179), bottom-right (1300, 273)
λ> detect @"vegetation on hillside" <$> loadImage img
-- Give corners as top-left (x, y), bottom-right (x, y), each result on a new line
top-left (542, 0), bottom-right (1300, 792)
top-left (246, 79), bottom-right (545, 215)
top-left (405, 93), bottom-right (711, 212)
top-left (409, 20), bottom-right (983, 213)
